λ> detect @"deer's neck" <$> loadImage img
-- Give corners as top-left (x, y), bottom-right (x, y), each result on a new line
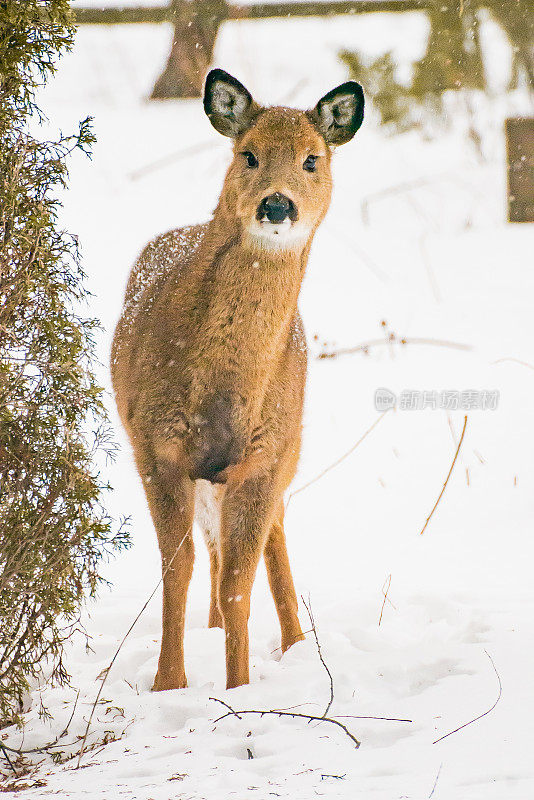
top-left (187, 215), bottom-right (309, 393)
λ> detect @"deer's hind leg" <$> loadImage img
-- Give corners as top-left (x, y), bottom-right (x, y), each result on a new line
top-left (207, 544), bottom-right (223, 628)
top-left (136, 446), bottom-right (195, 691)
top-left (264, 504), bottom-right (304, 653)
top-left (218, 473), bottom-right (283, 689)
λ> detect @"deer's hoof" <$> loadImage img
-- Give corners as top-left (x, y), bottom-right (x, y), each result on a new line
top-left (281, 631), bottom-right (306, 653)
top-left (151, 672), bottom-right (187, 691)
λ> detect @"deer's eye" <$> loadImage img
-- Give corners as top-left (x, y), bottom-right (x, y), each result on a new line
top-left (303, 155), bottom-right (318, 172)
top-left (242, 151), bottom-right (259, 168)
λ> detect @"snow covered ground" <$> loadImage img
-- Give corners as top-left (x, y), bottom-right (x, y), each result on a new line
top-left (2, 14), bottom-right (534, 800)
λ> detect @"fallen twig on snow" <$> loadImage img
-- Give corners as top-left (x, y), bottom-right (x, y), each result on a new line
top-left (378, 574), bottom-right (392, 626)
top-left (433, 650), bottom-right (501, 745)
top-left (210, 590), bottom-right (413, 750)
top-left (336, 714), bottom-right (412, 722)
top-left (209, 697), bottom-right (361, 749)
top-left (210, 592), bottom-right (362, 748)
top-left (420, 415), bottom-right (468, 535)
top-left (428, 762), bottom-right (443, 797)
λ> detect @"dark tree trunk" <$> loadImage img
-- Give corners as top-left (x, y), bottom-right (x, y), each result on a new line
top-left (151, 0), bottom-right (229, 99)
top-left (487, 0), bottom-right (534, 90)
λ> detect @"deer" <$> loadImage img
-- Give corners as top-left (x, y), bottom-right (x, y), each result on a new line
top-left (111, 69), bottom-right (364, 691)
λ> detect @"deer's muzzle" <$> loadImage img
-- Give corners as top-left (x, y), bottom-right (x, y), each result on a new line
top-left (256, 193), bottom-right (298, 224)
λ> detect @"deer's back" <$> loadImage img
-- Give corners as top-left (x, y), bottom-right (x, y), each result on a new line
top-left (111, 223), bottom-right (207, 427)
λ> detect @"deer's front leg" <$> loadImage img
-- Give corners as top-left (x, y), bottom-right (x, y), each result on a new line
top-left (140, 458), bottom-right (195, 691)
top-left (219, 476), bottom-right (277, 689)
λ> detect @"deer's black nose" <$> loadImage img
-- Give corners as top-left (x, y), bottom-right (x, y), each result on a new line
top-left (257, 193), bottom-right (297, 224)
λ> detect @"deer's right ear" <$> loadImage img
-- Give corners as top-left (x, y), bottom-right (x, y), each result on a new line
top-left (204, 69), bottom-right (259, 138)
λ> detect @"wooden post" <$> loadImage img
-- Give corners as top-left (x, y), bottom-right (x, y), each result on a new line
top-left (505, 118), bottom-right (534, 223)
top-left (151, 0), bottom-right (229, 99)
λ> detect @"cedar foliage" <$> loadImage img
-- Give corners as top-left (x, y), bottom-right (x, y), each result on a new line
top-left (340, 1), bottom-right (533, 134)
top-left (0, 0), bottom-right (128, 724)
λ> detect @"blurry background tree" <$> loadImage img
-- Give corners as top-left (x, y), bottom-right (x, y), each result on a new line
top-left (151, 0), bottom-right (229, 98)
top-left (340, 0), bottom-right (533, 135)
top-left (72, 1), bottom-right (532, 106)
top-left (0, 0), bottom-right (128, 725)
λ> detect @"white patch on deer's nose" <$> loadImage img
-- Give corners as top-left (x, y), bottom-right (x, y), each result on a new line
top-left (260, 216), bottom-right (291, 234)
top-left (246, 217), bottom-right (311, 251)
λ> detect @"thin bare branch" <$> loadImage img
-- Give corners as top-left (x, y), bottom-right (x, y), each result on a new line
top-left (277, 77), bottom-right (309, 105)
top-left (378, 574), bottom-right (392, 626)
top-left (492, 357), bottom-right (534, 372)
top-left (337, 714), bottom-right (413, 722)
top-left (419, 232), bottom-right (441, 303)
top-left (318, 337), bottom-right (472, 360)
top-left (420, 415), bottom-right (468, 535)
top-left (0, 742), bottom-right (18, 776)
top-left (301, 595), bottom-right (334, 718)
top-left (209, 697), bottom-right (242, 720)
top-left (129, 141), bottom-right (217, 181)
top-left (270, 629), bottom-right (313, 655)
top-left (323, 221), bottom-right (389, 283)
top-left (429, 762), bottom-right (443, 797)
top-left (287, 410), bottom-right (390, 507)
top-left (209, 698), bottom-right (361, 749)
top-left (433, 650), bottom-right (501, 745)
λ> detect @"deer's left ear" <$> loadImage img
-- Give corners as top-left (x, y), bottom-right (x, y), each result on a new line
top-left (308, 81), bottom-right (364, 145)
top-left (204, 69), bottom-right (260, 138)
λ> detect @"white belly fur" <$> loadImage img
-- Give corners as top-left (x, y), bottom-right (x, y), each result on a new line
top-left (194, 479), bottom-right (223, 546)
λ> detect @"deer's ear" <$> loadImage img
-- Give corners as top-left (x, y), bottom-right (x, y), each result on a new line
top-left (204, 69), bottom-right (259, 138)
top-left (308, 81), bottom-right (364, 145)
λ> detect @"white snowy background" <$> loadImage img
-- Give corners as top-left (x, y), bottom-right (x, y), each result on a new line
top-left (2, 9), bottom-right (534, 800)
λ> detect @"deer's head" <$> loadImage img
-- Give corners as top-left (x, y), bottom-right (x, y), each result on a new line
top-left (204, 69), bottom-right (364, 251)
